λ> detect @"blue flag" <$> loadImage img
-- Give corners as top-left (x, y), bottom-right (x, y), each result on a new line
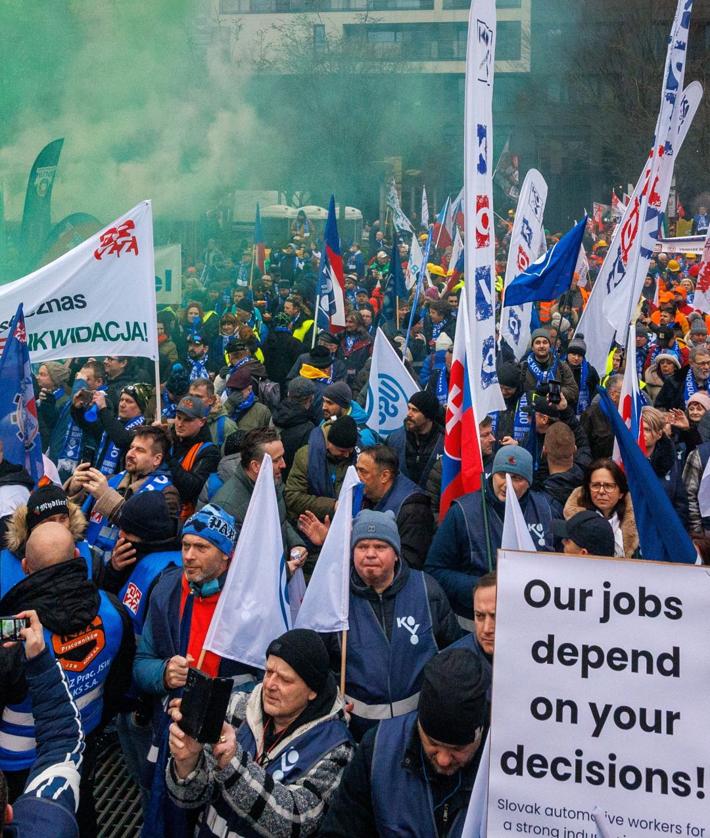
top-left (599, 387), bottom-right (695, 564)
top-left (504, 215), bottom-right (587, 307)
top-left (0, 304), bottom-right (43, 483)
top-left (382, 233), bottom-right (407, 323)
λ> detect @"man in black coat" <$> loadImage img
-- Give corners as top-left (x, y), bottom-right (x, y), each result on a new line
top-left (655, 344), bottom-right (710, 410)
top-left (272, 377), bottom-right (316, 475)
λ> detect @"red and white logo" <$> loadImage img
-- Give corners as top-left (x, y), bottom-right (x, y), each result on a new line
top-left (94, 219), bottom-right (140, 260)
top-left (123, 582), bottom-right (143, 615)
top-left (475, 195), bottom-right (490, 248)
top-left (516, 245), bottom-right (530, 272)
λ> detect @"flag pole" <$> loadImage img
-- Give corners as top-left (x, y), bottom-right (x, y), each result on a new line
top-left (196, 649), bottom-right (207, 671)
top-left (154, 354), bottom-right (162, 422)
top-left (396, 296), bottom-right (400, 331)
top-left (339, 629), bottom-right (347, 696)
top-left (248, 248), bottom-right (256, 290)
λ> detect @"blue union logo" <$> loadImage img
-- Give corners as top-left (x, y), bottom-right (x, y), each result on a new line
top-left (366, 372), bottom-right (410, 433)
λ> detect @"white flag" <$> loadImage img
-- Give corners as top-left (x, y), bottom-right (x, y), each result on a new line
top-left (386, 177), bottom-right (415, 235)
top-left (295, 467), bottom-right (361, 633)
top-left (690, 225), bottom-right (710, 313)
top-left (577, 77), bottom-right (702, 374)
top-left (698, 456), bottom-right (710, 520)
top-left (365, 328), bottom-right (419, 437)
top-left (203, 454), bottom-right (290, 669)
top-left (406, 234), bottom-right (424, 291)
top-left (463, 0), bottom-right (505, 416)
top-left (501, 473), bottom-right (536, 551)
top-left (500, 169), bottom-right (548, 361)
top-left (461, 733), bottom-right (490, 838)
top-left (0, 201), bottom-right (158, 362)
top-left (421, 186), bottom-right (429, 228)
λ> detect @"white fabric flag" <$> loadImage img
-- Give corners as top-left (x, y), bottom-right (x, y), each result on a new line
top-left (697, 455), bottom-right (710, 519)
top-left (690, 225), bottom-right (710, 313)
top-left (577, 77), bottom-right (702, 374)
top-left (386, 177), bottom-right (416, 235)
top-left (461, 733), bottom-right (490, 838)
top-left (295, 466), bottom-right (361, 633)
top-left (203, 454), bottom-right (290, 669)
top-left (501, 473), bottom-right (536, 551)
top-left (365, 328), bottom-right (419, 437)
top-left (500, 169), bottom-right (548, 360)
top-left (0, 201), bottom-right (158, 362)
top-left (406, 234), bottom-right (424, 291)
top-left (421, 186), bottom-right (429, 228)
top-left (463, 0), bottom-right (505, 415)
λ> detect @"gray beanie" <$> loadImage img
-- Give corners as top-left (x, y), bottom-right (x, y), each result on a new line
top-left (567, 334), bottom-right (587, 356)
top-left (492, 444), bottom-right (533, 485)
top-left (351, 510), bottom-right (401, 555)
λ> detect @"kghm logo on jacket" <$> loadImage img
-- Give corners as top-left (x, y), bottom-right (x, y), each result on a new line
top-left (52, 615), bottom-right (107, 672)
top-left (396, 615), bottom-right (420, 645)
top-left (123, 582), bottom-right (143, 615)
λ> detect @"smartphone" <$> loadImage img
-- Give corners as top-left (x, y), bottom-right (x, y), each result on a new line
top-left (0, 617), bottom-right (29, 642)
top-left (179, 668), bottom-right (232, 743)
top-left (548, 380), bottom-right (562, 406)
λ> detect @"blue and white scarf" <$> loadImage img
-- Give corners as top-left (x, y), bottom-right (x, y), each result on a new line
top-left (344, 334), bottom-right (357, 352)
top-left (684, 368), bottom-right (708, 403)
top-left (489, 393), bottom-right (530, 442)
top-left (574, 359), bottom-right (590, 416)
top-left (96, 415), bottom-right (146, 476)
top-left (188, 354), bottom-right (210, 382)
top-left (527, 352), bottom-right (559, 386)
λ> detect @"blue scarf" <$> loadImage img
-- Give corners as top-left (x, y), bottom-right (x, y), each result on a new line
top-left (574, 359), bottom-right (590, 416)
top-left (636, 346), bottom-right (647, 378)
top-left (684, 368), bottom-right (707, 403)
top-left (527, 352), bottom-right (559, 386)
top-left (231, 390), bottom-right (256, 417)
top-left (188, 354), bottom-right (209, 381)
top-left (96, 415), bottom-right (145, 476)
top-left (431, 321), bottom-right (444, 342)
top-left (344, 334), bottom-right (356, 352)
top-left (56, 398), bottom-right (84, 475)
top-left (489, 393), bottom-right (530, 442)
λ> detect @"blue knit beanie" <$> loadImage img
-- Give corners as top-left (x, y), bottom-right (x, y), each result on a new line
top-left (351, 510), bottom-right (401, 555)
top-left (182, 504), bottom-right (238, 557)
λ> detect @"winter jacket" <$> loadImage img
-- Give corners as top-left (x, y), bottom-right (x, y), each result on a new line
top-left (320, 711), bottom-right (485, 838)
top-left (230, 398), bottom-right (273, 432)
top-left (263, 329), bottom-right (306, 391)
top-left (273, 400), bottom-right (316, 474)
top-left (166, 683), bottom-right (353, 837)
top-left (648, 434), bottom-right (689, 526)
top-left (543, 464), bottom-right (585, 508)
top-left (387, 423), bottom-right (444, 490)
top-left (683, 440), bottom-right (710, 533)
top-left (205, 406), bottom-right (238, 452)
top-left (166, 425), bottom-right (220, 510)
top-left (655, 366), bottom-right (709, 410)
top-left (37, 387), bottom-right (71, 457)
top-left (527, 408), bottom-right (592, 485)
top-left (284, 432), bottom-right (355, 521)
top-left (425, 478), bottom-right (556, 618)
top-left (520, 353), bottom-right (579, 405)
top-left (337, 333), bottom-right (373, 386)
top-left (286, 352), bottom-right (347, 384)
top-left (564, 487), bottom-right (639, 557)
top-left (211, 462), bottom-right (304, 552)
top-left (197, 453), bottom-right (241, 509)
top-left (362, 474), bottom-right (435, 570)
top-left (643, 360), bottom-right (677, 404)
top-left (5, 647), bottom-right (84, 838)
top-left (70, 404), bottom-right (141, 471)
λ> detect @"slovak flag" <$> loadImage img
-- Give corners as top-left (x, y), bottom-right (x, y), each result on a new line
top-left (0, 304), bottom-right (43, 483)
top-left (434, 196), bottom-right (453, 249)
top-left (254, 202), bottom-right (265, 273)
top-left (440, 284), bottom-right (484, 521)
top-left (614, 320), bottom-right (646, 464)
top-left (316, 195), bottom-right (346, 333)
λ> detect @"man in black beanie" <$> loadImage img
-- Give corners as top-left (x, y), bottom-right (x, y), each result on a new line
top-left (387, 390), bottom-right (444, 505)
top-left (166, 628), bottom-right (355, 836)
top-left (489, 360), bottom-right (532, 446)
top-left (321, 647), bottom-right (490, 837)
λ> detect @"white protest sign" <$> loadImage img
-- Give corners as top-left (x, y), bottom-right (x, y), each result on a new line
top-left (488, 549), bottom-right (709, 837)
top-left (0, 201), bottom-right (157, 361)
top-left (155, 243), bottom-right (182, 306)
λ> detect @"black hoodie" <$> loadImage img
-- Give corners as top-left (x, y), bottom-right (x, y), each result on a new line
top-left (272, 399), bottom-right (315, 473)
top-left (0, 560), bottom-right (134, 723)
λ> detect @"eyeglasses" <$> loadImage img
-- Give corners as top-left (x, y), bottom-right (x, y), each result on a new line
top-left (590, 482), bottom-right (618, 493)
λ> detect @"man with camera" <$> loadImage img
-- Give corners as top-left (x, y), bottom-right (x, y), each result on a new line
top-left (0, 609), bottom-right (85, 836)
top-left (520, 327), bottom-right (578, 405)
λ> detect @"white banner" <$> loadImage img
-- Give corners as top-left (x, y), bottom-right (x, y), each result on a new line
top-left (578, 75), bottom-right (703, 373)
top-left (0, 201), bottom-right (157, 361)
top-left (500, 169), bottom-right (548, 360)
top-left (688, 226), bottom-right (710, 313)
top-left (463, 0), bottom-right (504, 415)
top-left (154, 243), bottom-right (182, 306)
top-left (488, 549), bottom-right (709, 836)
top-left (365, 328), bottom-right (419, 437)
top-left (386, 177), bottom-right (416, 235)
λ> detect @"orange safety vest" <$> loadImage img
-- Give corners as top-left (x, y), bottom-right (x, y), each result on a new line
top-left (538, 300), bottom-right (554, 323)
top-left (178, 442), bottom-right (206, 523)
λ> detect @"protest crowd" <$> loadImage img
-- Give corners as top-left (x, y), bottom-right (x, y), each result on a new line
top-left (0, 190), bottom-right (707, 838)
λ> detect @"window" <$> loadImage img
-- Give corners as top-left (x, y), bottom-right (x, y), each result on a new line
top-left (313, 23), bottom-right (326, 53)
top-left (497, 0), bottom-right (521, 7)
top-left (496, 20), bottom-right (521, 61)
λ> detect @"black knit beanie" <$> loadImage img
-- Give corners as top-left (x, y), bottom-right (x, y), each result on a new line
top-left (27, 485), bottom-right (69, 532)
top-left (266, 629), bottom-right (330, 693)
top-left (118, 492), bottom-right (176, 542)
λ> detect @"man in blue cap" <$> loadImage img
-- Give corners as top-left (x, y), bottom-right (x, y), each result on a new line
top-left (425, 445), bottom-right (556, 623)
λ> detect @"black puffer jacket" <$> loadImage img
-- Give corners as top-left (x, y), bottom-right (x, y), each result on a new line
top-left (272, 400), bottom-right (315, 474)
top-left (649, 434), bottom-right (688, 526)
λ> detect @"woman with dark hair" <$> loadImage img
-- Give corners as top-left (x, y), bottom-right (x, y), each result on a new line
top-left (563, 458), bottom-right (639, 557)
top-left (337, 311), bottom-right (373, 386)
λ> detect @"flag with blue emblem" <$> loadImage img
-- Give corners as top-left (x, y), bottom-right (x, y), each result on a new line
top-left (315, 195), bottom-right (346, 334)
top-left (203, 453), bottom-right (291, 668)
top-left (365, 328), bottom-right (419, 437)
top-left (503, 215), bottom-right (587, 307)
top-left (0, 304), bottom-right (43, 483)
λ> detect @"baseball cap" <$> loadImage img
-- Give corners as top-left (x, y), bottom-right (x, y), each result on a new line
top-left (552, 511), bottom-right (615, 557)
top-left (176, 395), bottom-right (207, 420)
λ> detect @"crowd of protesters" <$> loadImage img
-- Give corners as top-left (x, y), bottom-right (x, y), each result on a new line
top-left (0, 198), bottom-right (709, 836)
